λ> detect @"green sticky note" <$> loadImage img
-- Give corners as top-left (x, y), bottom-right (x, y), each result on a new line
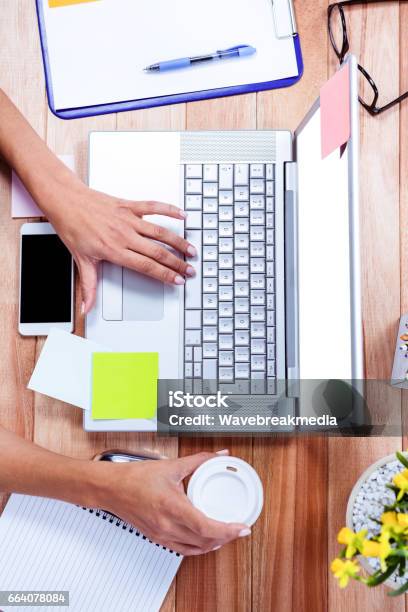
top-left (92, 353), bottom-right (158, 420)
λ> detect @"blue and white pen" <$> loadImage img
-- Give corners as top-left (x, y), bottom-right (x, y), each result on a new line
top-left (144, 45), bottom-right (256, 73)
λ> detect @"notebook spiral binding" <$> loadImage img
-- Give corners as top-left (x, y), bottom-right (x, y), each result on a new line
top-left (81, 507), bottom-right (181, 557)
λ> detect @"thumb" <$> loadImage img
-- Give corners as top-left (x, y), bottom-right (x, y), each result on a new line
top-left (174, 450), bottom-right (229, 481)
top-left (77, 257), bottom-right (98, 315)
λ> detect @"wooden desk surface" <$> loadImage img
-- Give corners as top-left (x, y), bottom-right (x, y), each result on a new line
top-left (1, 1), bottom-right (407, 610)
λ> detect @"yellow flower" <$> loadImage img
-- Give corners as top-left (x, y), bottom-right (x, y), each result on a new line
top-left (397, 513), bottom-right (408, 528)
top-left (393, 471), bottom-right (408, 500)
top-left (331, 558), bottom-right (360, 588)
top-left (337, 527), bottom-right (368, 558)
top-left (381, 511), bottom-right (398, 526)
top-left (361, 538), bottom-right (392, 572)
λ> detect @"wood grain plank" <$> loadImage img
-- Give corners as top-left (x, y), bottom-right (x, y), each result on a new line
top-left (0, 0), bottom-right (47, 512)
top-left (328, 3), bottom-right (403, 611)
top-left (255, 2), bottom-right (329, 611)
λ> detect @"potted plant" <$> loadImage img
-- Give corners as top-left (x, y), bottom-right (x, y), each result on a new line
top-left (331, 451), bottom-right (408, 595)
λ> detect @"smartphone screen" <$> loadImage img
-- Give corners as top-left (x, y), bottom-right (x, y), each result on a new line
top-left (20, 234), bottom-right (72, 324)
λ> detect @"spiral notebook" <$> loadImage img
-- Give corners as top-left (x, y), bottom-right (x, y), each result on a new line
top-left (0, 494), bottom-right (182, 612)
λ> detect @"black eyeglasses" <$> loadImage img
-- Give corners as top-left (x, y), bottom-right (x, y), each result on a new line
top-left (328, 0), bottom-right (408, 115)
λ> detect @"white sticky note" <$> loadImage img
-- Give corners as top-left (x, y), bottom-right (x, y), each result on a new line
top-left (28, 328), bottom-right (110, 410)
top-left (12, 154), bottom-right (75, 218)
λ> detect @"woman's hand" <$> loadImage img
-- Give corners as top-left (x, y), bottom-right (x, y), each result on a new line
top-left (92, 451), bottom-right (251, 556)
top-left (41, 181), bottom-right (196, 314)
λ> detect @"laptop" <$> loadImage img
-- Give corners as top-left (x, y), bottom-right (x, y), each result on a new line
top-left (85, 55), bottom-right (363, 433)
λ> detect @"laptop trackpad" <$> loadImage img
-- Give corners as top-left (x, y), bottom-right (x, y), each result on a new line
top-left (122, 268), bottom-right (164, 321)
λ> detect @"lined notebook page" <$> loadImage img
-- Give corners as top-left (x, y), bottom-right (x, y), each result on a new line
top-left (0, 495), bottom-right (182, 612)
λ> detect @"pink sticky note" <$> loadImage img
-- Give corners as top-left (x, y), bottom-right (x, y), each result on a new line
top-left (320, 63), bottom-right (351, 159)
top-left (11, 154), bottom-right (75, 218)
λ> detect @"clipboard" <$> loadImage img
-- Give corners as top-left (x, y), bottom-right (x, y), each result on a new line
top-left (36, 0), bottom-right (303, 120)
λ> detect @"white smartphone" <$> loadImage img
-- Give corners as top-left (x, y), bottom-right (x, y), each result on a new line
top-left (19, 223), bottom-right (74, 336)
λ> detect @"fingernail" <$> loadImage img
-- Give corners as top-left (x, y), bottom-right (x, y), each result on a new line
top-left (216, 449), bottom-right (229, 456)
top-left (81, 302), bottom-right (85, 315)
top-left (186, 266), bottom-right (196, 278)
top-left (212, 545), bottom-right (222, 551)
top-left (179, 210), bottom-right (187, 219)
top-left (187, 245), bottom-right (197, 257)
top-left (174, 275), bottom-right (185, 285)
top-left (238, 528), bottom-right (251, 538)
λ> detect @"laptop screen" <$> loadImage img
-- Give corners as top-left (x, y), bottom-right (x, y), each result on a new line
top-left (295, 106), bottom-right (357, 380)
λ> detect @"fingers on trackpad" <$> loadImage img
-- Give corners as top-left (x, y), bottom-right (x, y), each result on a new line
top-left (102, 263), bottom-right (164, 322)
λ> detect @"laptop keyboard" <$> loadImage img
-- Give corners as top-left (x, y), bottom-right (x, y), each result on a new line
top-left (183, 163), bottom-right (276, 395)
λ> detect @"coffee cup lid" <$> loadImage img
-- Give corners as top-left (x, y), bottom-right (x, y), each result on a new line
top-left (187, 456), bottom-right (263, 526)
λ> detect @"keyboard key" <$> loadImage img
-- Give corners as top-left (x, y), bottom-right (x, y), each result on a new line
top-left (185, 230), bottom-right (202, 309)
top-left (203, 358), bottom-right (218, 379)
top-left (251, 290), bottom-right (265, 306)
top-left (266, 182), bottom-right (275, 196)
top-left (251, 339), bottom-right (266, 354)
top-left (235, 218), bottom-right (249, 233)
top-left (219, 318), bottom-right (233, 334)
top-left (266, 247), bottom-right (274, 261)
top-left (235, 186), bottom-right (249, 201)
top-left (267, 327), bottom-right (276, 343)
top-left (236, 347), bottom-right (250, 362)
top-left (203, 278), bottom-right (217, 293)
top-left (219, 205), bottom-right (233, 220)
top-left (219, 165), bottom-right (233, 190)
top-left (267, 278), bottom-right (275, 293)
top-left (203, 343), bottom-right (218, 358)
top-left (267, 360), bottom-right (276, 377)
top-left (185, 310), bottom-right (201, 329)
top-left (251, 306), bottom-right (265, 322)
top-left (194, 362), bottom-right (202, 378)
top-left (266, 214), bottom-right (275, 229)
top-left (220, 302), bottom-right (233, 317)
top-left (203, 246), bottom-right (218, 261)
top-left (219, 351), bottom-right (233, 366)
top-left (186, 165), bottom-right (202, 179)
top-left (185, 195), bottom-right (202, 210)
top-left (185, 211), bottom-right (202, 229)
top-left (185, 362), bottom-right (193, 378)
top-left (250, 227), bottom-right (265, 242)
top-left (203, 327), bottom-right (217, 342)
top-left (203, 230), bottom-right (218, 245)
top-left (251, 258), bottom-right (265, 274)
top-left (267, 294), bottom-right (275, 310)
top-left (235, 202), bottom-right (249, 217)
top-left (235, 330), bottom-right (249, 346)
top-left (235, 250), bottom-right (249, 265)
top-left (250, 196), bottom-right (265, 210)
top-left (235, 164), bottom-right (249, 185)
top-left (235, 298), bottom-right (249, 313)
top-left (250, 179), bottom-right (265, 194)
top-left (219, 254), bottom-right (233, 269)
top-left (203, 164), bottom-right (218, 182)
top-left (250, 210), bottom-right (265, 226)
top-left (203, 198), bottom-right (218, 213)
top-left (236, 363), bottom-right (250, 379)
top-left (203, 183), bottom-right (218, 198)
top-left (203, 262), bottom-right (218, 277)
top-left (219, 238), bottom-right (233, 253)
top-left (266, 197), bottom-right (275, 212)
top-left (235, 266), bottom-right (249, 281)
top-left (250, 164), bottom-right (265, 178)
top-left (235, 314), bottom-right (249, 329)
top-left (252, 323), bottom-right (266, 338)
top-left (266, 164), bottom-right (275, 180)
top-left (251, 274), bottom-right (265, 289)
top-left (203, 310), bottom-right (217, 325)
top-left (219, 222), bottom-right (233, 237)
top-left (203, 294), bottom-right (218, 309)
top-left (186, 179), bottom-right (202, 194)
top-left (219, 270), bottom-right (233, 285)
top-left (219, 367), bottom-right (234, 381)
top-left (185, 346), bottom-right (193, 361)
top-left (267, 344), bottom-right (276, 360)
top-left (203, 214), bottom-right (218, 229)
top-left (252, 356), bottom-right (266, 371)
top-left (219, 334), bottom-right (233, 350)
top-left (235, 282), bottom-right (249, 297)
top-left (194, 347), bottom-right (203, 362)
top-left (267, 262), bottom-right (275, 276)
top-left (185, 330), bottom-right (201, 346)
top-left (219, 192), bottom-right (233, 206)
top-left (267, 311), bottom-right (275, 326)
top-left (219, 286), bottom-right (233, 301)
top-left (251, 243), bottom-right (265, 258)
top-left (266, 229), bottom-right (274, 244)
top-left (235, 234), bottom-right (249, 249)
top-left (251, 377), bottom-right (266, 395)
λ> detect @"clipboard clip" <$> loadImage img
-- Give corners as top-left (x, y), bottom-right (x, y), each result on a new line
top-left (271, 0), bottom-right (298, 39)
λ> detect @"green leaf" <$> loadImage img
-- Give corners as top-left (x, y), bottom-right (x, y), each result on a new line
top-left (388, 579), bottom-right (408, 597)
top-left (367, 563), bottom-right (399, 587)
top-left (396, 452), bottom-right (408, 469)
